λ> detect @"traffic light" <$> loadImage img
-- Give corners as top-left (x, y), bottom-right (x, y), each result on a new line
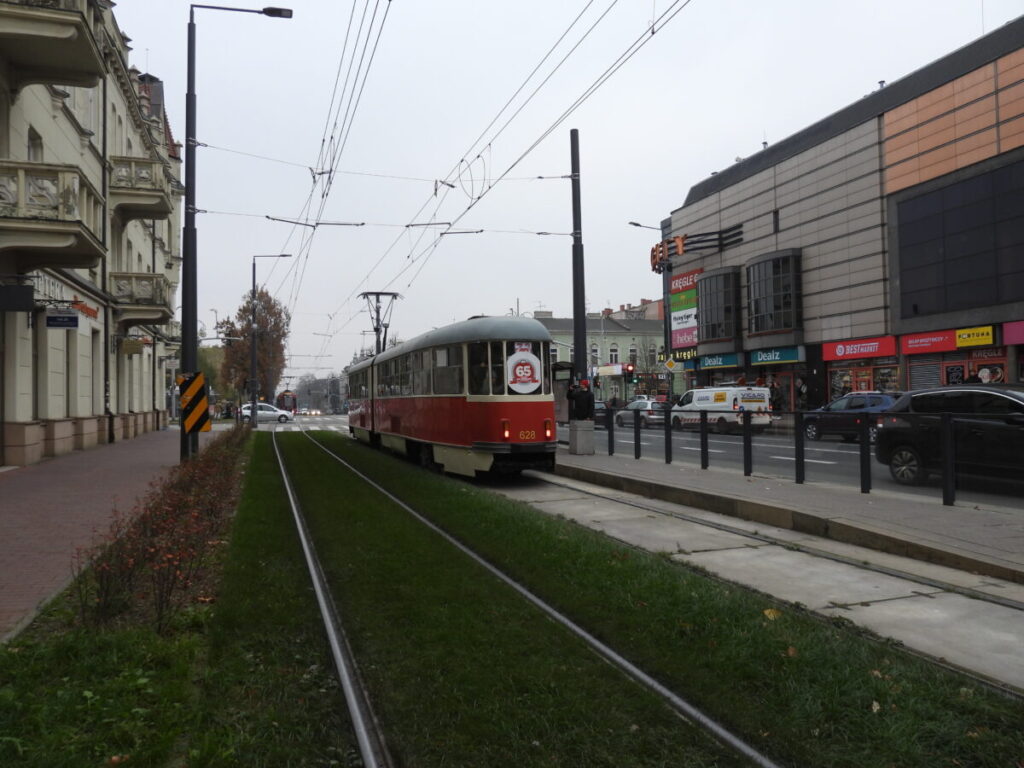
top-left (624, 362), bottom-right (637, 384)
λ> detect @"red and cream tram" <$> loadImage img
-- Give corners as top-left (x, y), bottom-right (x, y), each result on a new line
top-left (346, 316), bottom-right (556, 476)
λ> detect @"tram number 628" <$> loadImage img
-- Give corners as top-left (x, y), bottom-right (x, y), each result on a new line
top-left (518, 429), bottom-right (536, 440)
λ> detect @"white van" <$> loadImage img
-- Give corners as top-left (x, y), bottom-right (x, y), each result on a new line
top-left (671, 386), bottom-right (772, 433)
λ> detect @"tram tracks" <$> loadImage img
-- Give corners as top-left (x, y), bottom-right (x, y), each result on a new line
top-left (271, 425), bottom-right (783, 768)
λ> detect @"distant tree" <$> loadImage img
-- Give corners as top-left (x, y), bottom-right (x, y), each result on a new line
top-left (197, 346), bottom-right (238, 403)
top-left (218, 288), bottom-right (290, 402)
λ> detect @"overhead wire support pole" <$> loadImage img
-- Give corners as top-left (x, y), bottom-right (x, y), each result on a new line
top-left (570, 128), bottom-right (586, 386)
top-left (359, 291), bottom-right (400, 354)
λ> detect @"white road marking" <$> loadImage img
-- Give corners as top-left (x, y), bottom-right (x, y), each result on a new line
top-left (770, 455), bottom-right (837, 464)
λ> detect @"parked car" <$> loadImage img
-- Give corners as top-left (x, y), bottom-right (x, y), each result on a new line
top-left (874, 384), bottom-right (1024, 485)
top-left (803, 391), bottom-right (901, 443)
top-left (241, 402), bottom-right (294, 423)
top-left (615, 399), bottom-right (668, 429)
top-left (671, 386), bottom-right (772, 434)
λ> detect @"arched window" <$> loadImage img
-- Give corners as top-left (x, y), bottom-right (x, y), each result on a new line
top-left (629, 345), bottom-right (638, 364)
top-left (609, 346), bottom-right (619, 364)
top-left (590, 343), bottom-right (599, 365)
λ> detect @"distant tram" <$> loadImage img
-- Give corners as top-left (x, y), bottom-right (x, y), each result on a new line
top-left (346, 316), bottom-right (556, 476)
top-left (276, 389), bottom-right (298, 414)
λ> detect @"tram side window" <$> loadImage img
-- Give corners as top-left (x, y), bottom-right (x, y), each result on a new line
top-left (490, 341), bottom-right (506, 395)
top-left (399, 354), bottom-right (412, 395)
top-left (468, 342), bottom-right (489, 395)
top-left (433, 344), bottom-right (464, 394)
top-left (411, 350), bottom-right (431, 395)
top-left (542, 341), bottom-right (551, 394)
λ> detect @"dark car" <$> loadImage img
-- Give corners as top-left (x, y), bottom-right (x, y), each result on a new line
top-left (593, 400), bottom-right (609, 429)
top-left (803, 391), bottom-right (901, 443)
top-left (874, 384), bottom-right (1024, 485)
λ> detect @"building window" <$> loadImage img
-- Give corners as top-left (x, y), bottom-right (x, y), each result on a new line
top-left (27, 127), bottom-right (43, 162)
top-left (590, 343), bottom-right (599, 365)
top-left (697, 269), bottom-right (741, 341)
top-left (648, 345), bottom-right (656, 364)
top-left (549, 345), bottom-right (558, 365)
top-left (609, 345), bottom-right (619, 364)
top-left (772, 209), bottom-right (780, 233)
top-left (746, 250), bottom-right (802, 334)
top-left (628, 345), bottom-right (637, 364)
top-left (897, 157), bottom-right (1024, 316)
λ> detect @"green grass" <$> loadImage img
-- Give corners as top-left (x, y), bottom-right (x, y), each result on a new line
top-left (297, 431), bottom-right (1024, 768)
top-left (277, 433), bottom-right (746, 767)
top-left (0, 434), bottom-right (357, 767)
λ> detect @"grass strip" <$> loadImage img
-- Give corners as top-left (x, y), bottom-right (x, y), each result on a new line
top-left (309, 431), bottom-right (1024, 768)
top-left (0, 434), bottom-right (358, 767)
top-left (277, 432), bottom-right (748, 767)
top-left (184, 433), bottom-right (359, 766)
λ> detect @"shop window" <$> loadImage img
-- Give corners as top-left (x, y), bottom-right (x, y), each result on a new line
top-left (746, 250), bottom-right (802, 334)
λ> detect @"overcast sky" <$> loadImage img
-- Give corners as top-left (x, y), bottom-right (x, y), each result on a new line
top-left (111, 0), bottom-right (1022, 382)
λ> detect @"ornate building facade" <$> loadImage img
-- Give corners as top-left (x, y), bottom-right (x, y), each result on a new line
top-left (0, 0), bottom-right (181, 465)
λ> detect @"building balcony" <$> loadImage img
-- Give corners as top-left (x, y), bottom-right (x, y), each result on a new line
top-left (108, 156), bottom-right (174, 222)
top-left (110, 272), bottom-right (173, 327)
top-left (0, 159), bottom-right (105, 271)
top-left (0, 0), bottom-right (105, 92)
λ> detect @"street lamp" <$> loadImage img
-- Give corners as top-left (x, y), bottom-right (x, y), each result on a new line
top-left (250, 254), bottom-right (291, 429)
top-left (628, 221), bottom-right (661, 230)
top-left (181, 4), bottom-right (292, 460)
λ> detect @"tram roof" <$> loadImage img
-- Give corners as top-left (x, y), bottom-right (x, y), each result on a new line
top-left (348, 316), bottom-right (552, 371)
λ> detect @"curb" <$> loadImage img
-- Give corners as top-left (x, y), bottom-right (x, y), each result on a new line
top-left (551, 462), bottom-right (1024, 586)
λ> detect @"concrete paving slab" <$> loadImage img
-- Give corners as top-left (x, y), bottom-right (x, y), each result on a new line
top-left (674, 545), bottom-right (938, 610)
top-left (592, 515), bottom-right (758, 555)
top-left (821, 593), bottom-right (1024, 689)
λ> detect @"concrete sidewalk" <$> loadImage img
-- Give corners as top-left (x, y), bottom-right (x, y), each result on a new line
top-left (554, 447), bottom-right (1024, 585)
top-left (0, 429), bottom-right (181, 641)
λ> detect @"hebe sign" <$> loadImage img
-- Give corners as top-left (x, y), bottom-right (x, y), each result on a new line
top-left (670, 268), bottom-right (702, 349)
top-left (823, 336), bottom-right (896, 361)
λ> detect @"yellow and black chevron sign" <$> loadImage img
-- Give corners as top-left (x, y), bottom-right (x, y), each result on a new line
top-left (178, 372), bottom-right (211, 434)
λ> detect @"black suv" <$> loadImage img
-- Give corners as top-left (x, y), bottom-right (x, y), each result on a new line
top-left (803, 392), bottom-right (901, 443)
top-left (874, 384), bottom-right (1024, 485)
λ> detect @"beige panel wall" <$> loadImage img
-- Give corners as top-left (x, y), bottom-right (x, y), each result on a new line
top-left (884, 49), bottom-right (1024, 193)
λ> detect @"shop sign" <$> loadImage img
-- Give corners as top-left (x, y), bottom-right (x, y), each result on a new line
top-left (750, 346), bottom-right (805, 365)
top-left (1003, 320), bottom-right (1024, 345)
top-left (45, 308), bottom-right (79, 328)
top-left (955, 325), bottom-right (993, 347)
top-left (901, 330), bottom-right (957, 354)
top-left (699, 352), bottom-right (744, 369)
top-left (597, 364), bottom-right (621, 377)
top-left (823, 335), bottom-right (896, 361)
top-left (969, 347), bottom-right (1004, 360)
top-left (670, 268), bottom-right (702, 350)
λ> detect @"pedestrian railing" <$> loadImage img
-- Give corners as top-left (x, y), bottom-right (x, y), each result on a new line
top-left (598, 407), bottom-right (1023, 506)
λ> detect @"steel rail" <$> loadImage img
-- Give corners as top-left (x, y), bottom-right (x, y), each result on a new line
top-left (270, 430), bottom-right (392, 768)
top-left (295, 426), bottom-right (784, 768)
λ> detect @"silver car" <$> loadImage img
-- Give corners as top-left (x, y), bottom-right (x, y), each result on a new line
top-left (241, 402), bottom-right (294, 423)
top-left (614, 400), bottom-right (668, 429)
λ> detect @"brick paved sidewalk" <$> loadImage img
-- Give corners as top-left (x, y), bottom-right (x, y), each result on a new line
top-left (0, 429), bottom-right (180, 641)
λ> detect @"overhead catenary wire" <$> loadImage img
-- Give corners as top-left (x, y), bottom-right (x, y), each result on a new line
top-left (391, 0), bottom-right (694, 293)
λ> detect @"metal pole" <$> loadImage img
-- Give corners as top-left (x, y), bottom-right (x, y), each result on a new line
top-left (570, 129), bottom-right (586, 387)
top-left (181, 9), bottom-right (198, 461)
top-left (250, 258), bottom-right (258, 429)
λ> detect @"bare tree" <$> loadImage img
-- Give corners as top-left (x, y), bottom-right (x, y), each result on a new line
top-left (218, 288), bottom-right (290, 401)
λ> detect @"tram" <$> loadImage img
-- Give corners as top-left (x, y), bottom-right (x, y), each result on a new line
top-left (346, 316), bottom-right (557, 476)
top-left (276, 389), bottom-right (298, 414)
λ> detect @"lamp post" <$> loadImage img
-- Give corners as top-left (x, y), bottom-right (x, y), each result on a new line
top-left (250, 254), bottom-right (291, 429)
top-left (181, 4), bottom-right (292, 460)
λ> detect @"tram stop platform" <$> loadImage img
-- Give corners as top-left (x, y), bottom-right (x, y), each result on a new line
top-left (552, 447), bottom-right (1024, 586)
